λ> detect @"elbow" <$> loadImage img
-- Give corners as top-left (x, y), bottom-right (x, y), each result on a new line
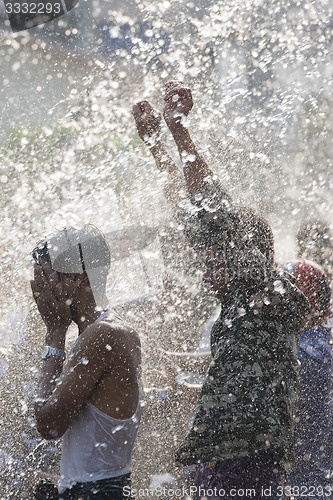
top-left (36, 422), bottom-right (64, 440)
top-left (34, 403), bottom-right (66, 440)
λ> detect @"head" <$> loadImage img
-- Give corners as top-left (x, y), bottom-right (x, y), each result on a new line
top-left (202, 245), bottom-right (233, 300)
top-left (32, 225), bottom-right (111, 313)
top-left (283, 258), bottom-right (331, 325)
top-left (296, 220), bottom-right (332, 272)
top-left (202, 208), bottom-right (274, 299)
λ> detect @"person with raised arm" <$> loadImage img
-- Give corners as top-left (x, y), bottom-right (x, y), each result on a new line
top-left (31, 225), bottom-right (141, 500)
top-left (133, 83), bottom-right (310, 499)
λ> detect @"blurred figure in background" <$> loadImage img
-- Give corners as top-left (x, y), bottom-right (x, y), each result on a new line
top-left (282, 259), bottom-right (333, 496)
top-left (296, 220), bottom-right (333, 282)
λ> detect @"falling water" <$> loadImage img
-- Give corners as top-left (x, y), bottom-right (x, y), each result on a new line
top-left (0, 0), bottom-right (332, 497)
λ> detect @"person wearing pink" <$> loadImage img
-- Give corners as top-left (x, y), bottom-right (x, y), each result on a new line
top-left (282, 259), bottom-right (332, 498)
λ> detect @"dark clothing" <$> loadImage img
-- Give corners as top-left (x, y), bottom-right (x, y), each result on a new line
top-left (60, 474), bottom-right (132, 499)
top-left (34, 474), bottom-right (132, 500)
top-left (195, 453), bottom-right (288, 499)
top-left (34, 480), bottom-right (59, 500)
top-left (176, 178), bottom-right (310, 472)
top-left (290, 326), bottom-right (333, 489)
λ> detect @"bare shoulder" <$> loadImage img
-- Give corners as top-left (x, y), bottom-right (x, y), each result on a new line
top-left (76, 317), bottom-right (140, 359)
top-left (100, 317), bottom-right (140, 345)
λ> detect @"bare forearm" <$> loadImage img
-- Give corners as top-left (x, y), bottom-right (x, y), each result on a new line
top-left (34, 355), bottom-right (65, 439)
top-left (132, 99), bottom-right (187, 206)
top-left (167, 124), bottom-right (213, 195)
top-left (150, 141), bottom-right (177, 173)
top-left (162, 82), bottom-right (213, 194)
top-left (35, 328), bottom-right (66, 415)
top-left (149, 141), bottom-right (187, 207)
top-left (36, 356), bottom-right (64, 404)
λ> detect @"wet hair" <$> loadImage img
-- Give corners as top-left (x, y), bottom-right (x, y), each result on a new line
top-left (32, 224), bottom-right (111, 295)
top-left (296, 220), bottom-right (332, 257)
top-left (237, 206), bottom-right (275, 264)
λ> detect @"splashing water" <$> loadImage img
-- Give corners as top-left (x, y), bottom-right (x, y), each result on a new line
top-left (0, 0), bottom-right (332, 496)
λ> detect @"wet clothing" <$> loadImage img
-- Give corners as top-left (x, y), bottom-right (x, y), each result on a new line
top-left (59, 402), bottom-right (141, 493)
top-left (35, 474), bottom-right (132, 500)
top-left (60, 473), bottom-right (133, 499)
top-left (175, 177), bottom-right (310, 472)
top-left (194, 454), bottom-right (288, 499)
top-left (34, 479), bottom-right (60, 499)
top-left (58, 311), bottom-right (141, 495)
top-left (290, 325), bottom-right (333, 489)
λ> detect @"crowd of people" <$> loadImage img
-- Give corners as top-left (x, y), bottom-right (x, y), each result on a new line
top-left (0, 83), bottom-right (332, 499)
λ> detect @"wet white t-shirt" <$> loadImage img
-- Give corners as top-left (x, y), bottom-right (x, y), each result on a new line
top-left (58, 310), bottom-right (142, 494)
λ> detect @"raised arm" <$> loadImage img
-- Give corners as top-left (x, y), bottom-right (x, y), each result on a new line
top-left (163, 82), bottom-right (213, 194)
top-left (161, 84), bottom-right (278, 284)
top-left (132, 100), bottom-right (186, 208)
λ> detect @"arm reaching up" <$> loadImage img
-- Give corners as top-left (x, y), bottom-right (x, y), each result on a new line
top-left (132, 99), bottom-right (186, 208)
top-left (131, 100), bottom-right (162, 151)
top-left (163, 81), bottom-right (213, 194)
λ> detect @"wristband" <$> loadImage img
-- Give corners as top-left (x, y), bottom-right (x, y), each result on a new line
top-left (41, 346), bottom-right (66, 361)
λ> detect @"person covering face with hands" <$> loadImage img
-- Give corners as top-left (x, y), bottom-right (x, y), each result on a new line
top-left (31, 225), bottom-right (141, 500)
